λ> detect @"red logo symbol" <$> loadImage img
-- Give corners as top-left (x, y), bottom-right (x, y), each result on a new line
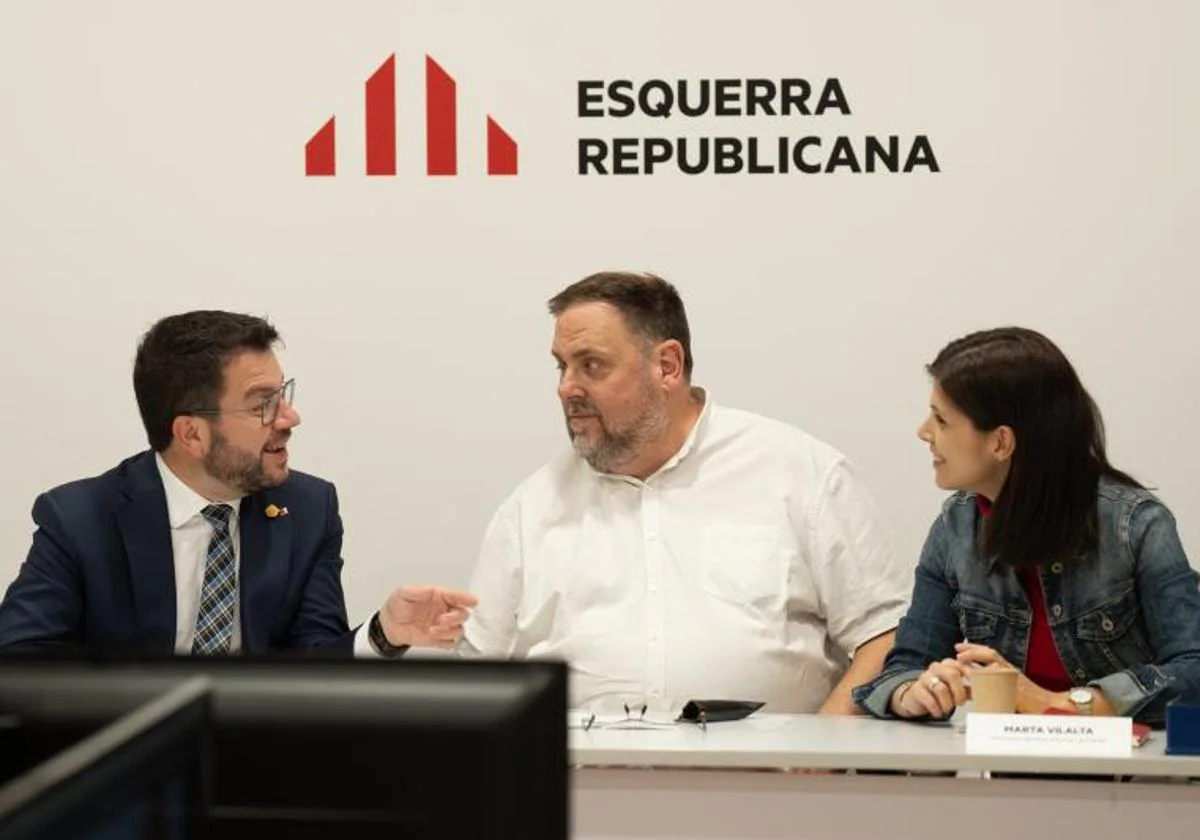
top-left (305, 54), bottom-right (518, 177)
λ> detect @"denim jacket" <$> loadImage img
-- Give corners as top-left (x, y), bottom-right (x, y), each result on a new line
top-left (853, 478), bottom-right (1200, 725)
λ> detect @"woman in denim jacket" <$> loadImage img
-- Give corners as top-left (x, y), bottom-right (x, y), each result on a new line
top-left (854, 327), bottom-right (1200, 725)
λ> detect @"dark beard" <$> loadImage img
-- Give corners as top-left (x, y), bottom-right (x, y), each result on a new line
top-left (203, 429), bottom-right (281, 495)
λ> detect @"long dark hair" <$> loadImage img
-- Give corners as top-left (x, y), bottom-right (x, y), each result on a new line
top-left (928, 327), bottom-right (1140, 567)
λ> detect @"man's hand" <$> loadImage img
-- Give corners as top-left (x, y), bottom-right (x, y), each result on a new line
top-left (378, 585), bottom-right (479, 649)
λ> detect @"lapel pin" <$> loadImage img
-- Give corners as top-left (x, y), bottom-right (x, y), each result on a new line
top-left (265, 504), bottom-right (289, 519)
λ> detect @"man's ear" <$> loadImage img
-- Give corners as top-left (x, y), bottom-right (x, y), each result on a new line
top-left (655, 339), bottom-right (685, 389)
top-left (170, 415), bottom-right (209, 460)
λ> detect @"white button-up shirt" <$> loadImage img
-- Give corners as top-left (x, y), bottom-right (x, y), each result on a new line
top-left (155, 455), bottom-right (375, 656)
top-left (461, 394), bottom-right (912, 713)
top-left (156, 454), bottom-right (245, 653)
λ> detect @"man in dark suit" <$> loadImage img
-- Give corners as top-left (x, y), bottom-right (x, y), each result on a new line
top-left (0, 310), bottom-right (476, 656)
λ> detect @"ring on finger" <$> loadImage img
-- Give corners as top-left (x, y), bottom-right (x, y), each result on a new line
top-left (927, 675), bottom-right (943, 690)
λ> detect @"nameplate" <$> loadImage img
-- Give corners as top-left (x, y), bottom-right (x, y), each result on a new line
top-left (965, 713), bottom-right (1132, 757)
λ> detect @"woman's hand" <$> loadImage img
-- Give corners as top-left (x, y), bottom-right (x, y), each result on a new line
top-left (955, 642), bottom-right (1047, 712)
top-left (891, 658), bottom-right (971, 719)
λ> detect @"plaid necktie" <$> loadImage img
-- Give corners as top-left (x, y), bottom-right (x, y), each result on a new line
top-left (191, 503), bottom-right (237, 655)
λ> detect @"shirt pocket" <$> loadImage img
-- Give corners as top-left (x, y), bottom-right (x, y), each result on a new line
top-left (702, 525), bottom-right (784, 610)
top-left (1074, 584), bottom-right (1155, 672)
top-left (952, 592), bottom-right (1003, 644)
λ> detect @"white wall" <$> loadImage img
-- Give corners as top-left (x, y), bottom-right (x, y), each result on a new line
top-left (0, 1), bottom-right (1196, 623)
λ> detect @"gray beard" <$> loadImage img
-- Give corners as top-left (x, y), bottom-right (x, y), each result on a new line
top-left (570, 400), bottom-right (669, 474)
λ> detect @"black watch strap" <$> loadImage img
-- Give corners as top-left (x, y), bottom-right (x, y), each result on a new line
top-left (368, 611), bottom-right (410, 659)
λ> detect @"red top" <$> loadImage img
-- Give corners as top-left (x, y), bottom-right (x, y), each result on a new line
top-left (976, 497), bottom-right (1073, 692)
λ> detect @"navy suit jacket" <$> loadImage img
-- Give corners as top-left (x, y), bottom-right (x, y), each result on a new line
top-left (0, 451), bottom-right (357, 654)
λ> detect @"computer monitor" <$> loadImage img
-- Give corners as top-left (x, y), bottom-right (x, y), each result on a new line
top-left (0, 676), bottom-right (212, 840)
top-left (0, 657), bottom-right (568, 840)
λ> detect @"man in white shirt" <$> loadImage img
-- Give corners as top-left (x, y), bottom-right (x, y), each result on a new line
top-left (0, 310), bottom-right (475, 657)
top-left (461, 272), bottom-right (910, 714)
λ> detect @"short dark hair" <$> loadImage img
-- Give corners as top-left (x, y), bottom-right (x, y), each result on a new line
top-left (133, 311), bottom-right (281, 452)
top-left (547, 271), bottom-right (694, 377)
top-left (928, 326), bottom-right (1140, 568)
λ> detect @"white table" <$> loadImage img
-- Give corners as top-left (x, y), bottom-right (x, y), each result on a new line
top-left (570, 713), bottom-right (1200, 840)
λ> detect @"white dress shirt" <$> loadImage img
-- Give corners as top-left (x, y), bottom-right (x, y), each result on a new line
top-left (156, 454), bottom-right (244, 653)
top-left (154, 455), bottom-right (376, 656)
top-left (461, 393), bottom-right (912, 713)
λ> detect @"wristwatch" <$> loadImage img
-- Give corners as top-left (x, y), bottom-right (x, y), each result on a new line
top-left (368, 611), bottom-right (411, 659)
top-left (1067, 687), bottom-right (1095, 715)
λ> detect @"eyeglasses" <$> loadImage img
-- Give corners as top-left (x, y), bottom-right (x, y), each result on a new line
top-left (573, 702), bottom-right (707, 732)
top-left (184, 379), bottom-right (296, 427)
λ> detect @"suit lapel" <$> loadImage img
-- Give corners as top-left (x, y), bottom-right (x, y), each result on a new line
top-left (239, 495), bottom-right (291, 653)
top-left (117, 452), bottom-right (177, 652)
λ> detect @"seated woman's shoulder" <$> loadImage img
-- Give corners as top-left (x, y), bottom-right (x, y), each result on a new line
top-left (1097, 476), bottom-right (1159, 508)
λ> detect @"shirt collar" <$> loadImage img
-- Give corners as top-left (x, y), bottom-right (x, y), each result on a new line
top-left (653, 387), bottom-right (711, 477)
top-left (154, 453), bottom-right (242, 529)
top-left (976, 495), bottom-right (994, 518)
top-left (596, 387), bottom-right (713, 484)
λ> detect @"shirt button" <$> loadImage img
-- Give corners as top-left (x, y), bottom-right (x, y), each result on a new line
top-left (1101, 617), bottom-right (1114, 632)
top-left (1051, 605), bottom-right (1063, 618)
top-left (1050, 562), bottom-right (1063, 574)
top-left (1075, 668), bottom-right (1086, 680)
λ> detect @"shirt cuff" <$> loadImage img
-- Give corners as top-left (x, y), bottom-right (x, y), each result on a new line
top-left (352, 622), bottom-right (382, 658)
top-left (839, 606), bottom-right (906, 658)
top-left (1090, 666), bottom-right (1171, 717)
top-left (852, 668), bottom-right (925, 719)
